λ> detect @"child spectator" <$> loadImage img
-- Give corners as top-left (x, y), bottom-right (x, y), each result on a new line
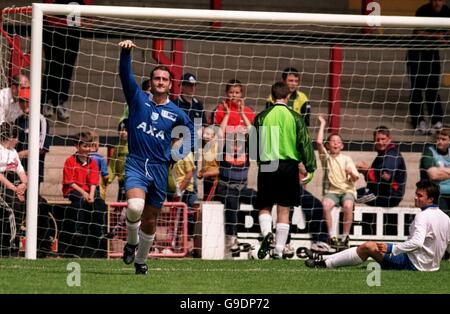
top-left (0, 122), bottom-right (27, 256)
top-left (197, 125), bottom-right (219, 200)
top-left (317, 115), bottom-right (359, 248)
top-left (212, 79), bottom-right (255, 131)
top-left (103, 120), bottom-right (129, 240)
top-left (62, 131), bottom-right (106, 257)
top-left (88, 131), bottom-right (108, 200)
top-left (167, 135), bottom-right (197, 237)
top-left (107, 119), bottom-right (129, 202)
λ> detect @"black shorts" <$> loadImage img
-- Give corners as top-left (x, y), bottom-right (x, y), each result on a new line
top-left (255, 159), bottom-right (300, 209)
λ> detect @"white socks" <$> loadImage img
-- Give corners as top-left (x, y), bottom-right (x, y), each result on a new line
top-left (126, 220), bottom-right (141, 246)
top-left (259, 213), bottom-right (272, 237)
top-left (134, 229), bottom-right (155, 265)
top-left (274, 223), bottom-right (289, 256)
top-left (325, 246), bottom-right (363, 268)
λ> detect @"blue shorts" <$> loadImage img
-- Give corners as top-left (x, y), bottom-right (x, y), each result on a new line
top-left (382, 253), bottom-right (417, 271)
top-left (124, 155), bottom-right (168, 209)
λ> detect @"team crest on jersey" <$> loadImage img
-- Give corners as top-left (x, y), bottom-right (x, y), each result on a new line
top-left (151, 112), bottom-right (159, 121)
top-left (161, 110), bottom-right (177, 122)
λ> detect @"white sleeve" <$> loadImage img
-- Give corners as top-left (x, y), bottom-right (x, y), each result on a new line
top-left (14, 150), bottom-right (25, 175)
top-left (392, 213), bottom-right (427, 255)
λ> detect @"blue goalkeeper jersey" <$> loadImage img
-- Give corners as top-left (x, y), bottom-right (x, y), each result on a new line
top-left (119, 50), bottom-right (195, 163)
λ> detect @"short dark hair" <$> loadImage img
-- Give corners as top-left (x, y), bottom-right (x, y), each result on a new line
top-left (374, 125), bottom-right (391, 138)
top-left (0, 122), bottom-right (18, 141)
top-left (150, 65), bottom-right (173, 80)
top-left (271, 81), bottom-right (289, 101)
top-left (281, 67), bottom-right (300, 81)
top-left (436, 126), bottom-right (450, 138)
top-left (225, 79), bottom-right (243, 93)
top-left (416, 180), bottom-right (440, 204)
top-left (74, 131), bottom-right (94, 146)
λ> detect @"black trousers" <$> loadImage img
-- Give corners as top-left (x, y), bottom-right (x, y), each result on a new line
top-left (42, 26), bottom-right (80, 107)
top-left (60, 190), bottom-right (107, 258)
top-left (214, 180), bottom-right (257, 236)
top-left (407, 49), bottom-right (444, 129)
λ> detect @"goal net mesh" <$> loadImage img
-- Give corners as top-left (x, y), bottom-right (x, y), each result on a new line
top-left (1, 5), bottom-right (448, 258)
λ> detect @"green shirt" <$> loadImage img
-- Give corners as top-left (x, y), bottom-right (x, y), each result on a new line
top-left (253, 103), bottom-right (316, 173)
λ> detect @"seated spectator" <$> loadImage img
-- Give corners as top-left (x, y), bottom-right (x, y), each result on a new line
top-left (0, 122), bottom-right (27, 256)
top-left (356, 126), bottom-right (407, 235)
top-left (197, 125), bottom-right (219, 200)
top-left (14, 87), bottom-right (51, 188)
top-left (420, 126), bottom-right (450, 215)
top-left (356, 126), bottom-right (406, 207)
top-left (89, 131), bottom-right (108, 200)
top-left (61, 131), bottom-right (106, 258)
top-left (0, 73), bottom-right (30, 124)
top-left (317, 114), bottom-right (359, 249)
top-left (266, 67), bottom-right (311, 126)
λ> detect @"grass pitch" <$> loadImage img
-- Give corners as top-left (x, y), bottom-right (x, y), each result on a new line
top-left (0, 258), bottom-right (449, 294)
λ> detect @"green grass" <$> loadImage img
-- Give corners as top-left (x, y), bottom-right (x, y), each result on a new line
top-left (0, 258), bottom-right (449, 294)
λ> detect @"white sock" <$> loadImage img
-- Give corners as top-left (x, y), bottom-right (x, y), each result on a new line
top-left (126, 220), bottom-right (141, 245)
top-left (274, 223), bottom-right (289, 256)
top-left (134, 229), bottom-right (155, 264)
top-left (259, 213), bottom-right (272, 237)
top-left (325, 246), bottom-right (363, 268)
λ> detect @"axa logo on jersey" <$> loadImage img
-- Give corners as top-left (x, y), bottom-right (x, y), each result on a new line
top-left (136, 122), bottom-right (165, 140)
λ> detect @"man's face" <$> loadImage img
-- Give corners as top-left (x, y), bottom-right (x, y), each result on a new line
top-left (284, 74), bottom-right (299, 93)
top-left (415, 188), bottom-right (434, 208)
top-left (374, 132), bottom-right (391, 152)
top-left (436, 134), bottom-right (450, 151)
top-left (181, 83), bottom-right (195, 96)
top-left (151, 70), bottom-right (172, 96)
top-left (431, 0), bottom-right (445, 13)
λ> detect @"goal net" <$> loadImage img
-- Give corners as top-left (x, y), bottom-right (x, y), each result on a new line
top-left (1, 4), bottom-right (449, 259)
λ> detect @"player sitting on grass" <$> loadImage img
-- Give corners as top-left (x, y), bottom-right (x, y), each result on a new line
top-left (306, 180), bottom-right (450, 271)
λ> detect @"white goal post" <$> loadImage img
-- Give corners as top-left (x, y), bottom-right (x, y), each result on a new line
top-left (21, 3), bottom-right (450, 259)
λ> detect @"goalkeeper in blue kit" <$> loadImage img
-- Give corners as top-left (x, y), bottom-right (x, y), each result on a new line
top-left (118, 40), bottom-right (194, 275)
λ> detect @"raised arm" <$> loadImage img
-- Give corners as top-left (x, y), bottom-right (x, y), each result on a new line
top-left (118, 40), bottom-right (140, 107)
top-left (237, 99), bottom-right (252, 132)
top-left (316, 114), bottom-right (327, 156)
